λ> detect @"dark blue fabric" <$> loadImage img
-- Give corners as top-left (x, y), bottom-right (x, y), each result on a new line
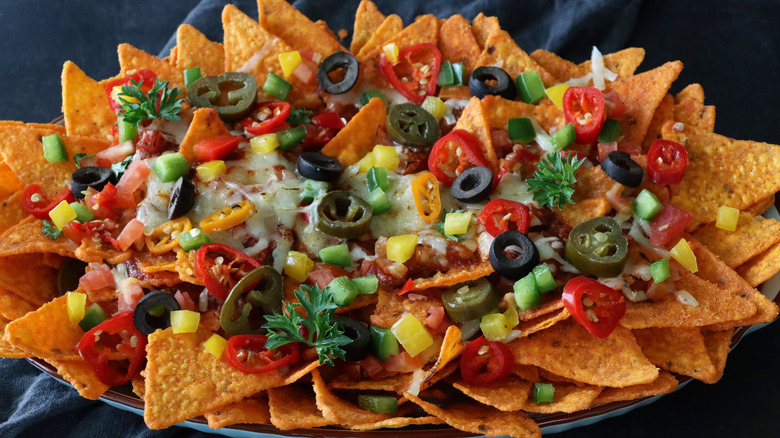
top-left (1, 1), bottom-right (780, 437)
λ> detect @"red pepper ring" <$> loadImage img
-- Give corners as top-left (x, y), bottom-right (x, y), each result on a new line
top-left (194, 243), bottom-right (263, 300)
top-left (428, 129), bottom-right (489, 186)
top-left (224, 334), bottom-right (300, 374)
top-left (562, 86), bottom-right (606, 144)
top-left (647, 139), bottom-right (689, 185)
top-left (378, 43), bottom-right (442, 104)
top-left (75, 311), bottom-right (148, 387)
top-left (460, 336), bottom-right (514, 386)
top-left (561, 277), bottom-right (626, 339)
top-left (241, 101), bottom-right (291, 135)
top-left (478, 198), bottom-right (531, 237)
top-left (21, 184), bottom-right (76, 220)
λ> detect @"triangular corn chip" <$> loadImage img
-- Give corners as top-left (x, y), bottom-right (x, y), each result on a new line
top-left (476, 29), bottom-right (556, 87)
top-left (321, 96), bottom-right (385, 166)
top-left (592, 370), bottom-right (678, 406)
top-left (454, 97), bottom-right (498, 174)
top-left (204, 397), bottom-right (271, 429)
top-left (117, 43), bottom-right (184, 91)
top-left (351, 0), bottom-right (386, 54)
top-left (4, 294), bottom-right (82, 359)
top-left (61, 61), bottom-right (116, 141)
top-left (355, 14), bottom-right (403, 60)
top-left (451, 374), bottom-right (533, 411)
top-left (46, 358), bottom-right (110, 400)
top-left (633, 327), bottom-right (717, 381)
top-left (471, 13), bottom-right (501, 50)
top-left (257, 0), bottom-right (343, 58)
top-left (178, 107), bottom-right (230, 161)
top-left (176, 24), bottom-right (225, 77)
top-left (438, 14), bottom-right (482, 77)
top-left (268, 384), bottom-right (333, 430)
top-left (692, 211), bottom-right (780, 268)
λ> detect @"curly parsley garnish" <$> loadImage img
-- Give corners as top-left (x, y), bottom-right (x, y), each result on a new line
top-left (263, 284), bottom-right (351, 366)
top-left (118, 78), bottom-right (185, 126)
top-left (286, 108), bottom-right (314, 126)
top-left (527, 152), bottom-right (586, 209)
top-left (41, 220), bottom-right (62, 240)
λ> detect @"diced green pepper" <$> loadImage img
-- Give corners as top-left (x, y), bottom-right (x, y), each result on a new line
top-left (513, 274), bottom-right (541, 311)
top-left (532, 263), bottom-right (556, 294)
top-left (358, 395), bottom-right (398, 414)
top-left (178, 228), bottom-right (211, 251)
top-left (632, 189), bottom-right (663, 221)
top-left (301, 179), bottom-right (329, 203)
top-left (649, 259), bottom-right (670, 283)
top-left (370, 325), bottom-right (400, 361)
top-left (183, 67), bottom-right (202, 88)
top-left (118, 117), bottom-right (138, 143)
top-left (550, 123), bottom-right (576, 151)
top-left (532, 382), bottom-right (555, 403)
top-left (366, 188), bottom-right (392, 215)
top-left (507, 117), bottom-right (536, 143)
top-left (516, 71), bottom-right (546, 104)
top-left (69, 202), bottom-right (94, 223)
top-left (598, 119), bottom-right (623, 143)
top-left (352, 275), bottom-right (379, 295)
top-left (318, 243), bottom-right (352, 268)
top-left (277, 126), bottom-right (306, 150)
top-left (328, 276), bottom-right (359, 306)
top-left (42, 134), bottom-right (67, 163)
top-left (262, 72), bottom-right (292, 101)
top-left (152, 152), bottom-right (190, 183)
top-left (360, 90), bottom-right (387, 107)
top-left (367, 166), bottom-right (389, 192)
top-left (78, 303), bottom-right (108, 332)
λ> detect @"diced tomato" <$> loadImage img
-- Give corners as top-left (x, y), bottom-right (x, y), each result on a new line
top-left (597, 141), bottom-right (618, 162)
top-left (118, 278), bottom-right (144, 312)
top-left (116, 219), bottom-right (145, 251)
top-left (292, 61), bottom-right (315, 84)
top-left (192, 135), bottom-right (241, 162)
top-left (308, 266), bottom-right (350, 289)
top-left (605, 183), bottom-right (632, 215)
top-left (619, 141), bottom-right (642, 156)
top-left (311, 111), bottom-right (345, 130)
top-left (174, 290), bottom-right (196, 311)
top-left (603, 91), bottom-right (627, 118)
top-left (382, 351), bottom-right (421, 374)
top-left (360, 355), bottom-right (390, 380)
top-left (424, 306), bottom-right (445, 330)
top-left (649, 203), bottom-right (694, 247)
top-left (115, 160), bottom-right (149, 208)
top-left (96, 140), bottom-right (135, 167)
top-left (135, 129), bottom-right (172, 158)
top-left (79, 266), bottom-right (115, 292)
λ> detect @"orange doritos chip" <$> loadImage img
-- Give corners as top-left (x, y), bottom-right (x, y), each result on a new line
top-left (482, 95), bottom-right (565, 134)
top-left (559, 197), bottom-right (610, 228)
top-left (46, 358), bottom-right (110, 400)
top-left (592, 370), bottom-right (678, 406)
top-left (737, 241), bottom-right (780, 287)
top-left (642, 93), bottom-right (676, 150)
top-left (257, 0), bottom-right (343, 58)
top-left (175, 24), bottom-right (225, 77)
top-left (674, 95), bottom-right (716, 132)
top-left (351, 0), bottom-right (386, 54)
top-left (701, 329), bottom-right (733, 384)
top-left (470, 13), bottom-right (500, 50)
top-left (0, 217), bottom-right (78, 260)
top-left (61, 61), bottom-right (116, 141)
top-left (0, 191), bottom-right (29, 235)
top-left (452, 374), bottom-right (533, 411)
top-left (529, 49), bottom-right (578, 83)
top-left (438, 15), bottom-right (482, 77)
top-left (454, 97), bottom-right (498, 174)
top-left (267, 384), bottom-right (333, 430)
top-left (204, 396), bottom-right (271, 429)
top-left (476, 29), bottom-right (556, 87)
top-left (118, 43), bottom-right (185, 92)
top-left (404, 261), bottom-right (493, 293)
top-left (522, 382), bottom-right (603, 414)
top-left (0, 286), bottom-right (37, 321)
top-left (0, 317), bottom-right (29, 358)
top-left (321, 96), bottom-right (386, 166)
top-left (692, 211), bottom-right (780, 268)
top-left (579, 47), bottom-right (646, 79)
top-left (355, 14), bottom-right (403, 60)
top-left (4, 294), bottom-right (84, 360)
top-left (178, 108), bottom-right (230, 161)
top-left (0, 252), bottom-right (62, 306)
top-left (633, 327), bottom-right (717, 381)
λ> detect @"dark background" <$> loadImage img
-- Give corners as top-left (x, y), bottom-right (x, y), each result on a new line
top-left (1, 0), bottom-right (779, 437)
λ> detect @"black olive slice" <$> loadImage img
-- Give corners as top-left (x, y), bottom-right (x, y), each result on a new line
top-left (317, 52), bottom-right (360, 95)
top-left (469, 66), bottom-right (517, 100)
top-left (71, 166), bottom-right (113, 199)
top-left (132, 290), bottom-right (181, 336)
top-left (335, 316), bottom-right (371, 362)
top-left (57, 258), bottom-right (88, 295)
top-left (601, 151), bottom-right (643, 188)
top-left (489, 230), bottom-right (540, 280)
top-left (450, 166), bottom-right (493, 203)
top-left (298, 152), bottom-right (345, 182)
top-left (168, 177), bottom-right (196, 220)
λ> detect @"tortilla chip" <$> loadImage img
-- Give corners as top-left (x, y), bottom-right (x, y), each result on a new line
top-left (61, 61), bottom-right (116, 142)
top-left (737, 241), bottom-right (780, 287)
top-left (349, 413), bottom-right (444, 430)
top-left (559, 197), bottom-right (610, 228)
top-left (178, 108), bottom-right (230, 161)
top-left (700, 329), bottom-right (733, 384)
top-left (175, 24), bottom-right (225, 77)
top-left (529, 49), bottom-right (577, 83)
top-left (453, 97), bottom-right (498, 174)
top-left (321, 96), bottom-right (386, 166)
top-left (471, 13), bottom-right (500, 50)
top-left (677, 83), bottom-right (705, 103)
top-left (0, 162), bottom-right (22, 201)
top-left (522, 382), bottom-right (603, 414)
top-left (282, 359), bottom-right (320, 386)
top-left (0, 217), bottom-right (78, 260)
top-left (0, 252), bottom-right (62, 306)
top-left (404, 392), bottom-right (541, 437)
top-left (370, 287), bottom-right (440, 328)
top-left (257, 0), bottom-right (343, 57)
top-left (267, 384), bottom-right (333, 430)
top-left (642, 93), bottom-right (675, 149)
top-left (0, 317), bottom-right (29, 358)
top-left (117, 43), bottom-right (184, 92)
top-left (46, 358), bottom-right (109, 400)
top-left (508, 319), bottom-right (658, 387)
top-left (404, 261), bottom-right (493, 293)
top-left (476, 29), bottom-right (555, 87)
top-left (608, 61), bottom-right (683, 146)
top-left (633, 327), bottom-right (717, 381)
top-left (4, 295), bottom-right (83, 360)
top-left (417, 325), bottom-right (464, 388)
top-left (351, 0), bottom-right (386, 54)
top-left (329, 372), bottom-right (412, 392)
top-left (355, 14), bottom-right (403, 60)
top-left (452, 374), bottom-right (533, 411)
top-left (674, 96), bottom-right (716, 132)
top-left (482, 95), bottom-right (565, 134)
top-left (0, 286), bottom-right (37, 320)
top-left (204, 397), bottom-right (271, 429)
top-left (593, 370), bottom-right (678, 405)
top-left (438, 15), bottom-right (482, 77)
top-left (745, 194), bottom-right (775, 216)
top-left (579, 47), bottom-right (645, 80)
top-left (143, 327), bottom-right (284, 429)
top-left (0, 191), bottom-right (28, 235)
top-left (692, 211), bottom-right (780, 268)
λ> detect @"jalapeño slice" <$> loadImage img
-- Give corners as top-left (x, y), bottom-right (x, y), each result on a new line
top-left (565, 216), bottom-right (628, 278)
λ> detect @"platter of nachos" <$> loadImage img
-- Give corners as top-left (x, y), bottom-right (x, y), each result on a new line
top-left (2, 1), bottom-right (780, 437)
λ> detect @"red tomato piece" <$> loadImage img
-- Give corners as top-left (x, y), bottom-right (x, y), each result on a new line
top-left (460, 336), bottom-right (514, 386)
top-left (21, 185), bottom-right (75, 220)
top-left (95, 140), bottom-right (135, 167)
top-left (649, 203), bottom-right (694, 247)
top-left (563, 86), bottom-right (606, 144)
top-left (115, 160), bottom-right (150, 208)
top-left (647, 139), bottom-right (689, 184)
top-left (311, 110), bottom-right (345, 130)
top-left (194, 243), bottom-right (263, 300)
top-left (428, 129), bottom-right (488, 186)
top-left (603, 91), bottom-right (627, 118)
top-left (478, 199), bottom-right (531, 237)
top-left (379, 43), bottom-right (441, 104)
top-left (86, 183), bottom-right (117, 220)
top-left (116, 218), bottom-right (145, 251)
top-left (308, 266), bottom-right (350, 290)
top-left (192, 135), bottom-right (241, 162)
top-left (224, 334), bottom-right (300, 374)
top-left (76, 311), bottom-right (147, 386)
top-left (241, 101), bottom-right (291, 136)
top-left (597, 141), bottom-right (618, 162)
top-left (561, 277), bottom-right (626, 339)
top-left (79, 266), bottom-right (115, 291)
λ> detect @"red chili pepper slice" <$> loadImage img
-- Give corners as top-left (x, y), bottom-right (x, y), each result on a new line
top-left (428, 129), bottom-right (488, 186)
top-left (311, 110), bottom-right (346, 130)
top-left (561, 277), bottom-right (626, 339)
top-left (85, 183), bottom-right (118, 220)
top-left (379, 43), bottom-right (441, 104)
top-left (224, 334), bottom-right (300, 374)
top-left (649, 203), bottom-right (694, 247)
top-left (21, 184), bottom-right (75, 220)
top-left (192, 135), bottom-right (241, 162)
top-left (647, 139), bottom-right (689, 185)
top-left (478, 199), bottom-right (531, 237)
top-left (460, 336), bottom-right (514, 386)
top-left (562, 86), bottom-right (606, 144)
top-left (75, 311), bottom-right (148, 387)
top-left (194, 243), bottom-right (263, 300)
top-left (104, 69), bottom-right (158, 112)
top-left (241, 101), bottom-right (291, 135)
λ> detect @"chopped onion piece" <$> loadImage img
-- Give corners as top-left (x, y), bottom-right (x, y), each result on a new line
top-left (590, 46), bottom-right (618, 90)
top-left (529, 118), bottom-right (554, 153)
top-left (675, 290), bottom-right (699, 306)
top-left (564, 73), bottom-right (593, 87)
top-left (406, 368), bottom-right (425, 396)
top-left (460, 319), bottom-right (481, 341)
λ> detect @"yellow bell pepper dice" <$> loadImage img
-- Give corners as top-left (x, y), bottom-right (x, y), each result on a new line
top-left (284, 251), bottom-right (314, 283)
top-left (387, 235), bottom-right (418, 263)
top-left (279, 51), bottom-right (302, 78)
top-left (422, 96), bottom-right (447, 122)
top-left (670, 238), bottom-right (698, 273)
top-left (49, 200), bottom-right (77, 230)
top-left (391, 313), bottom-right (433, 357)
top-left (716, 205), bottom-right (740, 231)
top-left (371, 145), bottom-right (400, 171)
top-left (480, 313), bottom-right (512, 341)
top-left (204, 334), bottom-right (228, 358)
top-left (250, 133), bottom-right (280, 154)
top-left (382, 43), bottom-right (399, 63)
top-left (443, 211), bottom-right (472, 235)
top-left (171, 310), bottom-right (200, 334)
top-left (357, 152), bottom-right (376, 173)
top-left (545, 84), bottom-right (571, 109)
top-left (66, 292), bottom-right (87, 325)
top-left (196, 160), bottom-right (226, 182)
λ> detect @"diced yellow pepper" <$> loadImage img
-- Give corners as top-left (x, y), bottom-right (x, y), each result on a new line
top-left (480, 313), bottom-right (512, 341)
top-left (284, 250), bottom-right (314, 282)
top-left (382, 43), bottom-right (399, 63)
top-left (443, 211), bottom-right (472, 235)
top-left (49, 200), bottom-right (77, 230)
top-left (196, 160), bottom-right (226, 182)
top-left (503, 305), bottom-right (519, 328)
top-left (391, 313), bottom-right (433, 357)
top-left (171, 310), bottom-right (200, 334)
top-left (357, 152), bottom-right (377, 173)
top-left (716, 205), bottom-right (739, 232)
top-left (278, 51), bottom-right (302, 78)
top-left (372, 145), bottom-right (400, 171)
top-left (110, 86), bottom-right (139, 105)
top-left (204, 334), bottom-right (228, 358)
top-left (670, 238), bottom-right (698, 273)
top-left (66, 292), bottom-right (86, 325)
top-left (421, 96), bottom-right (447, 121)
top-left (545, 84), bottom-right (571, 109)
top-left (387, 234), bottom-right (417, 263)
top-left (250, 133), bottom-right (280, 154)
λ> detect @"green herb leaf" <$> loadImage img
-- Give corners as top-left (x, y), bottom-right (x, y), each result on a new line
top-left (434, 209), bottom-right (465, 241)
top-left (263, 284), bottom-right (351, 366)
top-left (526, 152), bottom-right (586, 209)
top-left (286, 109), bottom-right (313, 127)
top-left (111, 156), bottom-right (134, 181)
top-left (118, 78), bottom-right (185, 127)
top-left (73, 153), bottom-right (95, 168)
top-left (41, 220), bottom-right (62, 240)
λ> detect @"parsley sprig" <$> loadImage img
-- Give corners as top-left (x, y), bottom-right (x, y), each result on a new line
top-left (41, 220), bottom-right (62, 240)
top-left (527, 152), bottom-right (586, 209)
top-left (118, 78), bottom-right (185, 126)
top-left (263, 284), bottom-right (351, 366)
